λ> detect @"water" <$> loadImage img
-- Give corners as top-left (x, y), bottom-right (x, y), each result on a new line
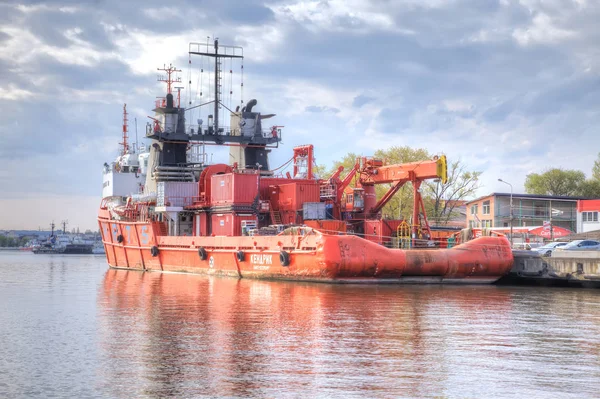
top-left (1, 252), bottom-right (599, 398)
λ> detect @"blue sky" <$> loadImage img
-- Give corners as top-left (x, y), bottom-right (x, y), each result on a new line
top-left (1, 0), bottom-right (599, 231)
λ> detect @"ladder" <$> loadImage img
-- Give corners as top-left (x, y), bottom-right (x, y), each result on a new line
top-left (269, 201), bottom-right (282, 225)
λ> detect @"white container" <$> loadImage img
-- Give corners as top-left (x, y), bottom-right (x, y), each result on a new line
top-left (303, 202), bottom-right (326, 220)
top-left (157, 182), bottom-right (198, 207)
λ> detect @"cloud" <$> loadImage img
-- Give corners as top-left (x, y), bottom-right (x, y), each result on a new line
top-left (2, 0), bottom-right (600, 230)
top-left (305, 105), bottom-right (340, 114)
top-left (352, 95), bottom-right (374, 107)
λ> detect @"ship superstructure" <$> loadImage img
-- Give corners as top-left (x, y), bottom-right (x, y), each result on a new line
top-left (98, 40), bottom-right (513, 283)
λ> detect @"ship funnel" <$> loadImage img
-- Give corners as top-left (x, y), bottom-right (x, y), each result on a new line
top-left (245, 99), bottom-right (257, 112)
top-left (166, 93), bottom-right (174, 108)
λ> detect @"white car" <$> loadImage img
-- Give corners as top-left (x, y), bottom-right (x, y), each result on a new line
top-left (532, 242), bottom-right (567, 257)
top-left (560, 240), bottom-right (600, 251)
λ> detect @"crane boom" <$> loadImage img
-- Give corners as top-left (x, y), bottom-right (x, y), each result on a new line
top-left (359, 156), bottom-right (447, 185)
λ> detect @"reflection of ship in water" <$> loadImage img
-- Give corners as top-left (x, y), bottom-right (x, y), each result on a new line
top-left (98, 270), bottom-right (514, 398)
top-left (33, 222), bottom-right (93, 254)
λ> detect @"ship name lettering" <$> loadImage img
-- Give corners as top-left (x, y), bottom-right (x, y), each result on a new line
top-left (251, 254), bottom-right (272, 265)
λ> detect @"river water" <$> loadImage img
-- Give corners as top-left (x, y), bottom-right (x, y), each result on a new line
top-left (1, 251), bottom-right (599, 398)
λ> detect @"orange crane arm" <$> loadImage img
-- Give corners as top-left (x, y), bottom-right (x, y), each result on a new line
top-left (359, 156), bottom-right (447, 185)
top-left (337, 160), bottom-right (360, 199)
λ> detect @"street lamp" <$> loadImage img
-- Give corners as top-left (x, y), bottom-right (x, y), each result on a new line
top-left (498, 178), bottom-right (513, 247)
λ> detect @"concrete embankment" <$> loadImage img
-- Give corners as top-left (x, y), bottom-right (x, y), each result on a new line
top-left (497, 250), bottom-right (600, 287)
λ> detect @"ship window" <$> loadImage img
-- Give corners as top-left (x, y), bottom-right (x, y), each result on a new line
top-left (348, 194), bottom-right (353, 203)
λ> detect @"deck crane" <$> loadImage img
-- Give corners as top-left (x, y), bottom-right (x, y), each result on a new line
top-left (341, 155), bottom-right (447, 241)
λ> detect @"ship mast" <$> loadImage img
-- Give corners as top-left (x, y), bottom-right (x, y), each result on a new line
top-left (189, 39), bottom-right (243, 135)
top-left (175, 86), bottom-right (184, 108)
top-left (120, 104), bottom-right (129, 155)
top-left (157, 64), bottom-right (182, 96)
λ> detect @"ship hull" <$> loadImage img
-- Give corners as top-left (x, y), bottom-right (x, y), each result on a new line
top-left (98, 218), bottom-right (513, 284)
top-left (33, 245), bottom-right (93, 255)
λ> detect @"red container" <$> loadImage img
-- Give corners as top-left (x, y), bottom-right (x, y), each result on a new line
top-left (210, 213), bottom-right (258, 236)
top-left (259, 177), bottom-right (284, 199)
top-left (211, 173), bottom-right (259, 205)
top-left (259, 177), bottom-right (319, 203)
top-left (277, 181), bottom-right (320, 211)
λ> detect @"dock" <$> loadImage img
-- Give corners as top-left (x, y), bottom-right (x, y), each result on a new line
top-left (497, 250), bottom-right (600, 288)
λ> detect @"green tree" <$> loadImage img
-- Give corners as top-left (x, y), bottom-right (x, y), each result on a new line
top-left (423, 160), bottom-right (481, 225)
top-left (577, 179), bottom-right (600, 198)
top-left (593, 152), bottom-right (600, 181)
top-left (524, 168), bottom-right (586, 196)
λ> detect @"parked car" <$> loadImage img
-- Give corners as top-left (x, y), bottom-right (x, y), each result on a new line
top-left (532, 242), bottom-right (568, 257)
top-left (560, 240), bottom-right (600, 251)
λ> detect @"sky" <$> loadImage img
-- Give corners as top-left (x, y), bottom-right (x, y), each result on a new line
top-left (1, 0), bottom-right (599, 231)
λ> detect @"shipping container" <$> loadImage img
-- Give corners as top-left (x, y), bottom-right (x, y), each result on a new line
top-left (302, 202), bottom-right (326, 220)
top-left (210, 173), bottom-right (259, 205)
top-left (259, 177), bottom-right (318, 202)
top-left (210, 213), bottom-right (258, 236)
top-left (277, 181), bottom-right (320, 211)
top-left (157, 181), bottom-right (198, 207)
top-left (304, 220), bottom-right (347, 233)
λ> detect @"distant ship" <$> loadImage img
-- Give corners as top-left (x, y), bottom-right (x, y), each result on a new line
top-left (32, 222), bottom-right (93, 255)
top-left (92, 242), bottom-right (106, 255)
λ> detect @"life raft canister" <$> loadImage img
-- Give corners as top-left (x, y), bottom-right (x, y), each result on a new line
top-left (279, 250), bottom-right (290, 267)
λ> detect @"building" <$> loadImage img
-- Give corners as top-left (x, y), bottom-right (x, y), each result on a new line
top-left (466, 193), bottom-right (579, 232)
top-left (577, 199), bottom-right (600, 233)
top-left (430, 200), bottom-right (467, 229)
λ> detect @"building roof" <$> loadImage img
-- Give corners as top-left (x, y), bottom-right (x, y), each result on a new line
top-left (466, 192), bottom-right (585, 205)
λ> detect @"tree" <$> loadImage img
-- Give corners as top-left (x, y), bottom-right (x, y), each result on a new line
top-left (423, 160), bottom-right (481, 225)
top-left (593, 152), bottom-right (600, 181)
top-left (524, 168), bottom-right (585, 196)
top-left (577, 179), bottom-right (600, 198)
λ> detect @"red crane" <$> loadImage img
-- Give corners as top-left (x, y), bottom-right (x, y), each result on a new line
top-left (356, 155), bottom-right (448, 239)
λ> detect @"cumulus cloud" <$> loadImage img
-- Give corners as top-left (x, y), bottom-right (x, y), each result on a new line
top-left (1, 0), bottom-right (600, 230)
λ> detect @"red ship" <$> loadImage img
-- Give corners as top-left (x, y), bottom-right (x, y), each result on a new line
top-left (98, 39), bottom-right (513, 283)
